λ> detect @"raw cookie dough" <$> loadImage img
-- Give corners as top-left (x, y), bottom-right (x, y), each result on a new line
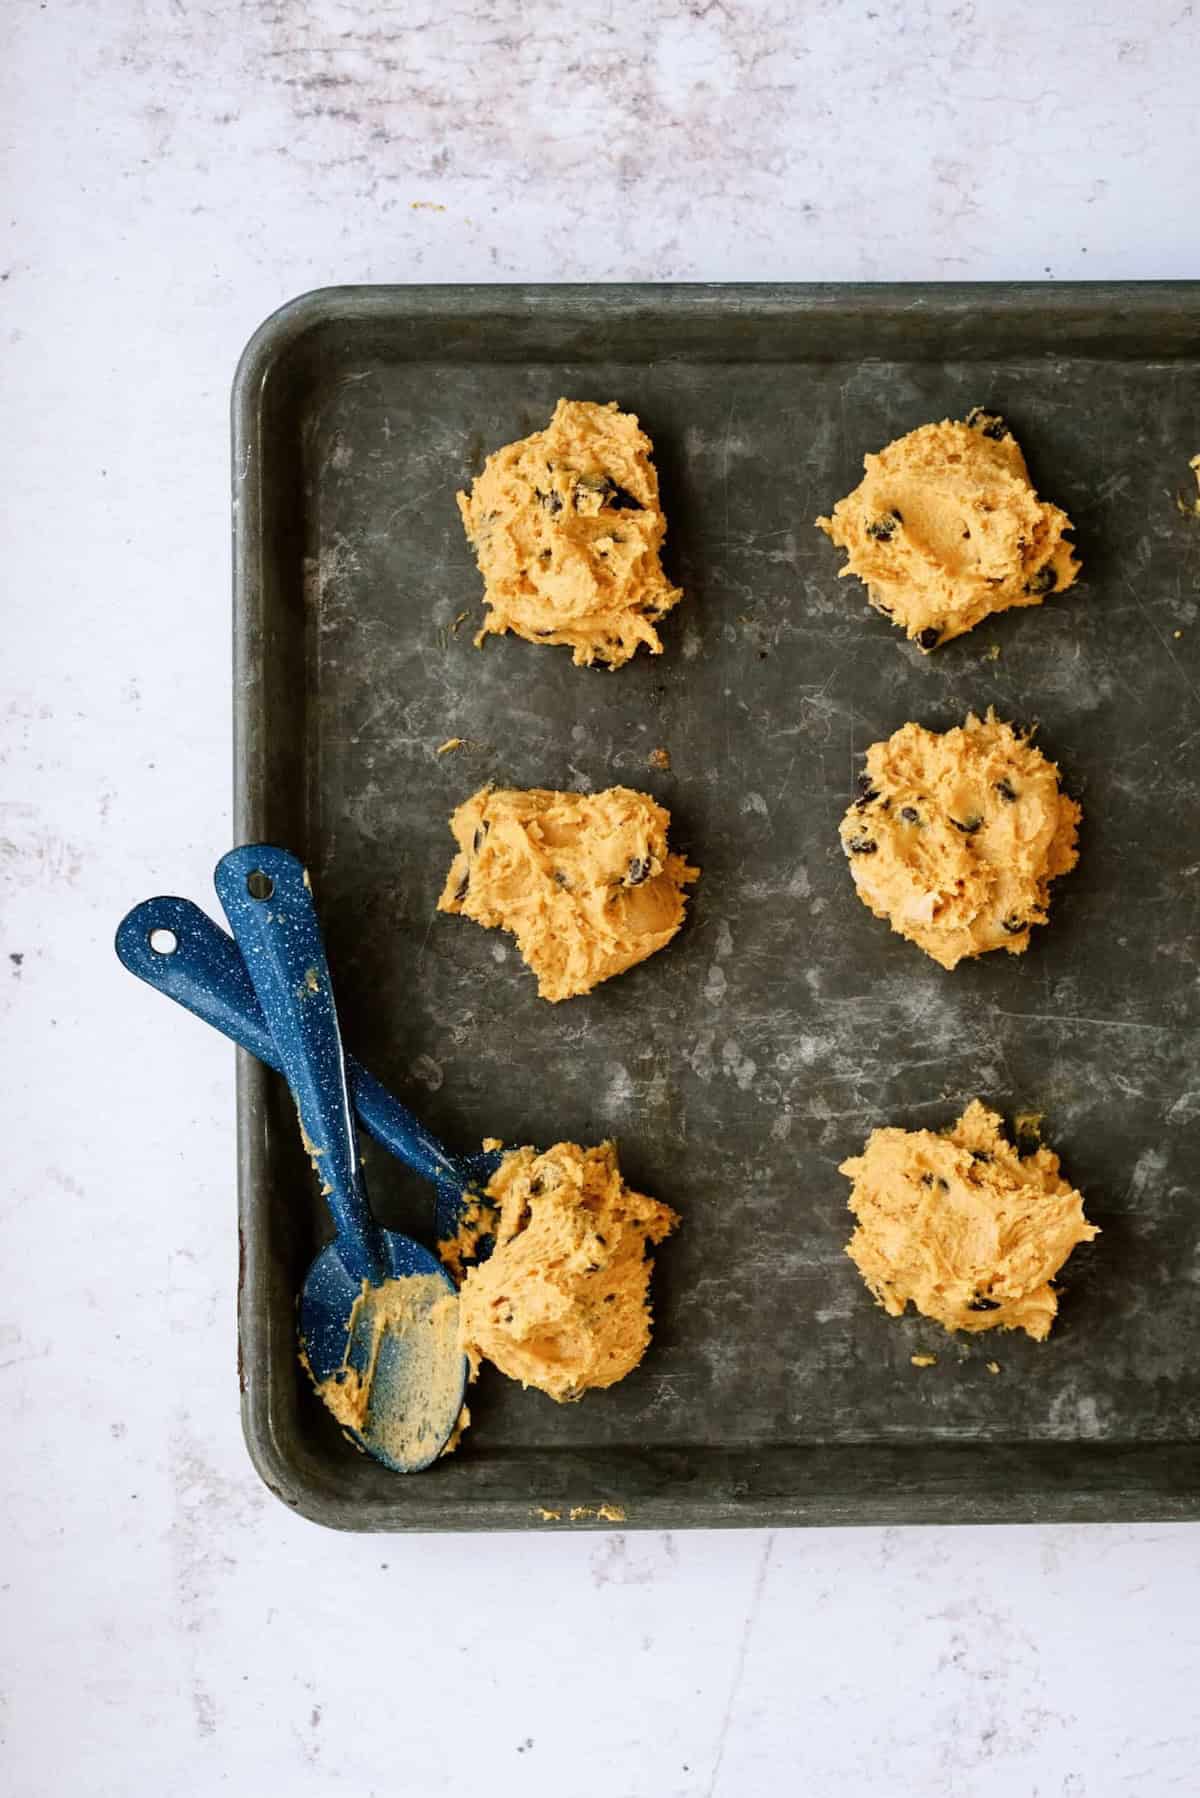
top-left (840, 710), bottom-right (1080, 970)
top-left (840, 1100), bottom-right (1097, 1340)
top-left (816, 409), bottom-right (1080, 648)
top-left (438, 784), bottom-right (699, 1001)
top-left (452, 1140), bottom-right (678, 1401)
top-left (303, 1272), bottom-right (468, 1464)
top-left (457, 398), bottom-right (683, 667)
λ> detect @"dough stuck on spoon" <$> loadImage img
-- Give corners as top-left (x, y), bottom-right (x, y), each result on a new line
top-left (438, 784), bottom-right (699, 1001)
top-left (303, 1272), bottom-right (469, 1462)
top-left (448, 1139), bottom-right (678, 1402)
top-left (840, 1100), bottom-right (1097, 1341)
top-left (816, 409), bottom-right (1080, 648)
top-left (839, 710), bottom-right (1080, 970)
top-left (457, 398), bottom-right (683, 667)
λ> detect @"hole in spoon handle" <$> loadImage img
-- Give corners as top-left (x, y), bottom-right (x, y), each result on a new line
top-left (115, 896), bottom-right (282, 1071)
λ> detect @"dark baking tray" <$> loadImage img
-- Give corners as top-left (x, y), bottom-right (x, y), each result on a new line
top-left (233, 283), bottom-right (1200, 1531)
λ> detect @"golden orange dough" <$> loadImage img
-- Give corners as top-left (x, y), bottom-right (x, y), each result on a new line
top-left (840, 1100), bottom-right (1097, 1341)
top-left (438, 785), bottom-right (699, 1002)
top-left (840, 711), bottom-right (1080, 970)
top-left (816, 410), bottom-right (1080, 647)
top-left (457, 398), bottom-right (683, 667)
top-left (453, 1140), bottom-right (678, 1402)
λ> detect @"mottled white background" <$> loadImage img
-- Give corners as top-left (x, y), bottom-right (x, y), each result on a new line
top-left (4, 1), bottom-right (1200, 1793)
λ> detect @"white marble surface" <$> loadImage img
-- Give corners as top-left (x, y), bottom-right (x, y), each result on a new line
top-left (4, 1), bottom-right (1200, 1792)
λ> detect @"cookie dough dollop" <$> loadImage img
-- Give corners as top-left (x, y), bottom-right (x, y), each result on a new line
top-left (457, 397), bottom-right (683, 667)
top-left (840, 711), bottom-right (1080, 970)
top-left (840, 1100), bottom-right (1097, 1340)
top-left (816, 410), bottom-right (1080, 647)
top-left (438, 784), bottom-right (699, 1001)
top-left (452, 1140), bottom-right (679, 1401)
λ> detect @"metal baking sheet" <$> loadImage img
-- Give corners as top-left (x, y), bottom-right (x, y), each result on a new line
top-left (232, 283), bottom-right (1200, 1530)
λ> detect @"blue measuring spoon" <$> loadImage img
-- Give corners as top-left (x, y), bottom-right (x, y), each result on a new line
top-left (114, 896), bottom-right (501, 1247)
top-left (212, 844), bottom-right (466, 1473)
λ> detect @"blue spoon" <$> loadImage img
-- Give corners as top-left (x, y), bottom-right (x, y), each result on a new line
top-left (212, 844), bottom-right (467, 1473)
top-left (114, 895), bottom-right (501, 1247)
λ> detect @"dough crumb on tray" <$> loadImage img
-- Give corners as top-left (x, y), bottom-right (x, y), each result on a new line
top-left (438, 783), bottom-right (699, 1001)
top-left (840, 709), bottom-right (1080, 970)
top-left (457, 397), bottom-right (683, 667)
top-left (816, 409), bottom-right (1079, 648)
top-left (1185, 452), bottom-right (1200, 518)
top-left (450, 1140), bottom-right (678, 1403)
top-left (840, 1100), bottom-right (1097, 1342)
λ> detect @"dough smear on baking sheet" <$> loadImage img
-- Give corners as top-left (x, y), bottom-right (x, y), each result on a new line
top-left (448, 1140), bottom-right (678, 1402)
top-left (457, 398), bottom-right (682, 667)
top-left (840, 1100), bottom-right (1097, 1341)
top-left (816, 410), bottom-right (1079, 648)
top-left (840, 710), bottom-right (1079, 969)
top-left (438, 784), bottom-right (698, 1001)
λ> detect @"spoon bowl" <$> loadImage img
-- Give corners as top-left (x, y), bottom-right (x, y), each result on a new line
top-left (299, 1237), bottom-right (464, 1473)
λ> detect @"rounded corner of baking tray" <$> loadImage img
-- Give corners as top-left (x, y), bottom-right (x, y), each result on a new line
top-left (231, 287), bottom-right (354, 416)
top-left (238, 1387), bottom-right (355, 1533)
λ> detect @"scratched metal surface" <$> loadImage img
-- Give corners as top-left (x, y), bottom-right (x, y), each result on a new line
top-left (234, 285), bottom-right (1200, 1528)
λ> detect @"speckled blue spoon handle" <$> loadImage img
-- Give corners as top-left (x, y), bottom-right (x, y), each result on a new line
top-left (115, 895), bottom-right (480, 1207)
top-left (214, 845), bottom-right (386, 1287)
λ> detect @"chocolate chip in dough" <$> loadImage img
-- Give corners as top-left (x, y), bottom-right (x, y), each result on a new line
top-left (576, 473), bottom-right (643, 512)
top-left (964, 407), bottom-right (1012, 441)
top-left (865, 510), bottom-right (903, 542)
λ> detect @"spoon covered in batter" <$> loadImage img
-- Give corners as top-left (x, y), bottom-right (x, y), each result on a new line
top-left (214, 846), bottom-right (468, 1472)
